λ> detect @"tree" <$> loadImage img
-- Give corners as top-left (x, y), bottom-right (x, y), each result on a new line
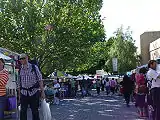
top-left (106, 26), bottom-right (137, 74)
top-left (0, 0), bottom-right (105, 76)
top-left (69, 38), bottom-right (114, 74)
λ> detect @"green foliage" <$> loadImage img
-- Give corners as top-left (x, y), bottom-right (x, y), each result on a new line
top-left (106, 26), bottom-right (137, 73)
top-left (72, 26), bottom-right (138, 75)
top-left (0, 0), bottom-right (105, 77)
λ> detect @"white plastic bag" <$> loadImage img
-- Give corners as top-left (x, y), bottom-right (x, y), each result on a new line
top-left (41, 99), bottom-right (52, 120)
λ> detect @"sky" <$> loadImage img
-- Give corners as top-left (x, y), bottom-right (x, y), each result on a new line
top-left (100, 0), bottom-right (160, 50)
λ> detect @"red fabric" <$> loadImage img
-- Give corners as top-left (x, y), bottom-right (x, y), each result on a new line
top-left (0, 69), bottom-right (9, 96)
top-left (120, 87), bottom-right (124, 94)
top-left (135, 74), bottom-right (145, 86)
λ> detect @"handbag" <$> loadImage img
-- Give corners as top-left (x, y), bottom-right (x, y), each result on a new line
top-left (41, 99), bottom-right (52, 120)
top-left (5, 96), bottom-right (17, 111)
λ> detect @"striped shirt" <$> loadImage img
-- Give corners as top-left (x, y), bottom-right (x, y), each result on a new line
top-left (0, 68), bottom-right (9, 96)
top-left (17, 63), bottom-right (42, 96)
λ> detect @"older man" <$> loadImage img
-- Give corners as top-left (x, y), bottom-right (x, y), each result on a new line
top-left (18, 54), bottom-right (45, 120)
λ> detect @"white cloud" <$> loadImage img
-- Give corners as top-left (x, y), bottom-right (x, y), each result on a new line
top-left (100, 0), bottom-right (160, 49)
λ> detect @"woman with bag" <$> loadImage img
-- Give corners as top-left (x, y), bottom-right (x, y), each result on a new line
top-left (0, 58), bottom-right (9, 120)
top-left (135, 70), bottom-right (148, 118)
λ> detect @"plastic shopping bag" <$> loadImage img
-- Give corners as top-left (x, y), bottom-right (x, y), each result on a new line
top-left (41, 99), bottom-right (52, 120)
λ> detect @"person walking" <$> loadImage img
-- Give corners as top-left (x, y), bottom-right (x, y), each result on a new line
top-left (101, 78), bottom-right (105, 91)
top-left (96, 79), bottom-right (101, 95)
top-left (135, 68), bottom-right (148, 118)
top-left (0, 58), bottom-right (9, 120)
top-left (18, 54), bottom-right (45, 120)
top-left (122, 75), bottom-right (133, 107)
top-left (53, 80), bottom-right (60, 105)
top-left (110, 78), bottom-right (116, 95)
top-left (147, 60), bottom-right (160, 120)
top-left (105, 78), bottom-right (110, 95)
top-left (71, 79), bottom-right (76, 97)
top-left (67, 80), bottom-right (71, 97)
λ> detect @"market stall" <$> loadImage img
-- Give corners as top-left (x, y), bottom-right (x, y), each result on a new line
top-left (0, 53), bottom-right (17, 119)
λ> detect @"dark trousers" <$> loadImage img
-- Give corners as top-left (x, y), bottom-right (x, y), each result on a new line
top-left (110, 87), bottom-right (115, 94)
top-left (97, 87), bottom-right (100, 95)
top-left (151, 88), bottom-right (160, 120)
top-left (124, 93), bottom-right (131, 105)
top-left (71, 88), bottom-right (76, 97)
top-left (101, 84), bottom-right (104, 91)
top-left (106, 86), bottom-right (110, 95)
top-left (20, 92), bottom-right (40, 120)
top-left (68, 88), bottom-right (71, 97)
top-left (0, 96), bottom-right (6, 120)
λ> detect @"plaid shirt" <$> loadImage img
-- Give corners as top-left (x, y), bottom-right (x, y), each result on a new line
top-left (17, 63), bottom-right (42, 96)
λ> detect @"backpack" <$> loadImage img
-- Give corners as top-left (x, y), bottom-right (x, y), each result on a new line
top-left (137, 83), bottom-right (147, 94)
top-left (19, 64), bottom-right (39, 92)
top-left (110, 80), bottom-right (116, 87)
top-left (135, 74), bottom-right (147, 93)
top-left (135, 74), bottom-right (145, 85)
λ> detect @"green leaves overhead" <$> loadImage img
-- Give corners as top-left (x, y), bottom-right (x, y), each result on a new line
top-left (106, 26), bottom-right (137, 73)
top-left (0, 0), bottom-right (105, 76)
top-left (73, 26), bottom-right (138, 75)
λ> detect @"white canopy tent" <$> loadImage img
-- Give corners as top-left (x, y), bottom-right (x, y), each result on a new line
top-left (67, 74), bottom-right (77, 79)
top-left (0, 52), bottom-right (12, 60)
top-left (76, 74), bottom-right (94, 80)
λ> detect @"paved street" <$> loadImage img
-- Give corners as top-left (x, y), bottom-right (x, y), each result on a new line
top-left (5, 92), bottom-right (146, 120)
top-left (48, 92), bottom-right (145, 120)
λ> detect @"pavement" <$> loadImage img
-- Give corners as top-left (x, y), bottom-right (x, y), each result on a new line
top-left (49, 91), bottom-right (146, 120)
top-left (8, 91), bottom-right (146, 120)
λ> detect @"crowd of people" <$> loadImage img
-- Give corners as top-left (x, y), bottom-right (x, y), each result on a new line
top-left (0, 53), bottom-right (160, 120)
top-left (120, 60), bottom-right (160, 120)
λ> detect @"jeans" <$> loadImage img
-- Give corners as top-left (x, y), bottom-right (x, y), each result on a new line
top-left (0, 96), bottom-right (6, 120)
top-left (20, 92), bottom-right (40, 120)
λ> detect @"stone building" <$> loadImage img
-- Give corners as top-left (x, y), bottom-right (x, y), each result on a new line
top-left (140, 31), bottom-right (160, 65)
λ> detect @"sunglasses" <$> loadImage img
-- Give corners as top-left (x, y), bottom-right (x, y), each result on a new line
top-left (19, 57), bottom-right (26, 60)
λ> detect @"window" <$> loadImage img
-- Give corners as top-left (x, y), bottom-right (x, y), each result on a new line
top-left (156, 58), bottom-right (160, 64)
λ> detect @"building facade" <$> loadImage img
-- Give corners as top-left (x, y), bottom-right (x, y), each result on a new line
top-left (140, 31), bottom-right (160, 65)
top-left (150, 38), bottom-right (160, 60)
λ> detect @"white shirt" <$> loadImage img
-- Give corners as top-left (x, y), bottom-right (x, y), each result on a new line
top-left (105, 81), bottom-right (110, 87)
top-left (147, 68), bottom-right (160, 88)
top-left (54, 83), bottom-right (60, 93)
top-left (54, 83), bottom-right (60, 88)
top-left (102, 80), bottom-right (105, 84)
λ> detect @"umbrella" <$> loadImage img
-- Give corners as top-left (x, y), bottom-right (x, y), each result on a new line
top-left (0, 53), bottom-right (12, 60)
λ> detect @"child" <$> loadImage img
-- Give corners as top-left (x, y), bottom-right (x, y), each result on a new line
top-left (44, 84), bottom-right (55, 96)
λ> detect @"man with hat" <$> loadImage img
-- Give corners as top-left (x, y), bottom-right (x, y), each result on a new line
top-left (18, 54), bottom-right (45, 120)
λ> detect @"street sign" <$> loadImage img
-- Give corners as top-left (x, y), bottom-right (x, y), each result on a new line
top-left (112, 58), bottom-right (118, 72)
